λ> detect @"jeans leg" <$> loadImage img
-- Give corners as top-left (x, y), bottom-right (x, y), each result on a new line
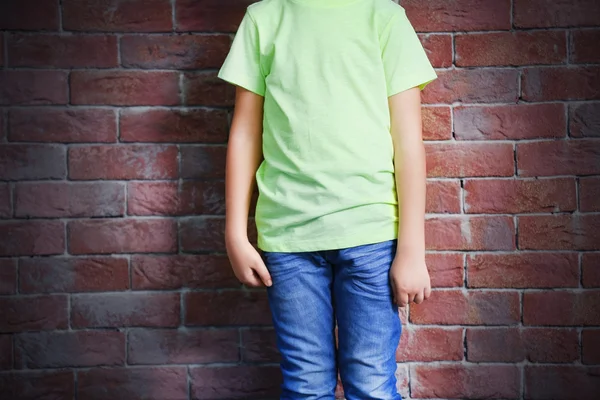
top-left (330, 239), bottom-right (402, 400)
top-left (262, 251), bottom-right (338, 400)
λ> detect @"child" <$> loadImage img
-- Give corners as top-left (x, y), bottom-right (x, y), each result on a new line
top-left (218, 0), bottom-right (436, 398)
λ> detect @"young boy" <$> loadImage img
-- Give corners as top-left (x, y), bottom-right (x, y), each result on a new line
top-left (218, 0), bottom-right (436, 398)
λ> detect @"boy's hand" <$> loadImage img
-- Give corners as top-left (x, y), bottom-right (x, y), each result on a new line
top-left (389, 250), bottom-right (431, 307)
top-left (226, 237), bottom-right (273, 288)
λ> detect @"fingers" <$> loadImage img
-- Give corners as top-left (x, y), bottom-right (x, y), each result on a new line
top-left (242, 270), bottom-right (263, 287)
top-left (240, 257), bottom-right (273, 288)
top-left (390, 281), bottom-right (398, 306)
top-left (424, 284), bottom-right (432, 300)
top-left (391, 278), bottom-right (409, 307)
top-left (252, 259), bottom-right (273, 287)
top-left (413, 290), bottom-right (425, 304)
top-left (392, 284), bottom-right (429, 307)
top-left (398, 292), bottom-right (410, 308)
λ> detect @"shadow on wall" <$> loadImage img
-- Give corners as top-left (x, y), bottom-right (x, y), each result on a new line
top-left (0, 0), bottom-right (599, 399)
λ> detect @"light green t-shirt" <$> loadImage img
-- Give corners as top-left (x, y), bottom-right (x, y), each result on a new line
top-left (218, 0), bottom-right (437, 252)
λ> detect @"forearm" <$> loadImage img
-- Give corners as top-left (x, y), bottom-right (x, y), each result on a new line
top-left (389, 87), bottom-right (427, 255)
top-left (394, 142), bottom-right (426, 254)
top-left (225, 132), bottom-right (262, 242)
top-left (225, 88), bottom-right (264, 244)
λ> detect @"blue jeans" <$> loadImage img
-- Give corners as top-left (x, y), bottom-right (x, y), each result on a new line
top-left (261, 239), bottom-right (402, 400)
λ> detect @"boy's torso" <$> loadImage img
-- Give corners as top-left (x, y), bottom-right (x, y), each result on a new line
top-left (250, 0), bottom-right (401, 252)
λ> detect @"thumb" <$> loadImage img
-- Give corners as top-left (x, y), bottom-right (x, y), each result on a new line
top-left (253, 259), bottom-right (273, 287)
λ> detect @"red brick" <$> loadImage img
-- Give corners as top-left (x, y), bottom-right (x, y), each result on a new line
top-left (425, 253), bottom-right (464, 288)
top-left (0, 295), bottom-right (68, 333)
top-left (0, 144), bottom-right (66, 180)
top-left (0, 71), bottom-right (67, 105)
top-left (522, 66), bottom-right (600, 101)
top-left (121, 34), bottom-right (230, 69)
top-left (425, 180), bottom-right (460, 213)
top-left (464, 178), bottom-right (576, 213)
top-left (522, 328), bottom-right (579, 363)
top-left (120, 108), bottom-right (228, 143)
top-left (517, 139), bottom-right (600, 177)
top-left (466, 327), bottom-right (524, 362)
top-left (128, 328), bottom-right (238, 365)
top-left (63, 0), bottom-right (172, 32)
top-left (571, 29), bottom-right (600, 64)
top-left (0, 334), bottom-right (12, 369)
top-left (422, 69), bottom-right (519, 104)
top-left (456, 31), bottom-right (566, 66)
top-left (420, 34), bottom-right (452, 68)
top-left (426, 142), bottom-right (514, 178)
top-left (185, 291), bottom-right (271, 326)
top-left (15, 182), bottom-right (125, 218)
top-left (0, 183), bottom-right (10, 218)
top-left (582, 329), bottom-right (600, 364)
top-left (425, 216), bottom-right (515, 251)
top-left (525, 365), bottom-right (600, 400)
top-left (68, 219), bottom-right (177, 254)
top-left (582, 253), bottom-right (600, 288)
top-left (183, 72), bottom-right (235, 107)
top-left (0, 0), bottom-right (59, 30)
top-left (410, 290), bottom-right (520, 325)
top-left (19, 256), bottom-right (129, 293)
top-left (454, 103), bottom-right (566, 140)
top-left (0, 259), bottom-right (17, 295)
top-left (396, 327), bottom-right (463, 362)
top-left (580, 177), bottom-right (600, 211)
top-left (411, 364), bottom-right (520, 399)
top-left (402, 0), bottom-right (511, 31)
top-left (422, 106), bottom-right (452, 140)
top-left (180, 145), bottom-right (226, 179)
top-left (468, 252), bottom-right (579, 288)
top-left (519, 215), bottom-right (600, 250)
top-left (0, 371), bottom-right (74, 400)
top-left (132, 254), bottom-right (237, 289)
top-left (514, 0), bottom-right (600, 28)
top-left (0, 220), bottom-right (65, 256)
top-left (467, 327), bottom-right (578, 363)
top-left (9, 108), bottom-right (117, 143)
top-left (523, 291), bottom-right (600, 326)
top-left (570, 102), bottom-right (600, 138)
top-left (8, 34), bottom-right (118, 68)
top-left (180, 217), bottom-right (229, 252)
top-left (70, 71), bottom-right (180, 106)
top-left (69, 145), bottom-right (178, 180)
top-left (78, 367), bottom-right (187, 400)
top-left (72, 292), bottom-right (180, 328)
top-left (14, 330), bottom-right (125, 368)
top-left (176, 0), bottom-right (255, 32)
top-left (394, 367), bottom-right (410, 400)
top-left (241, 328), bottom-right (279, 363)
top-left (190, 365), bottom-right (281, 400)
top-left (128, 181), bottom-right (225, 216)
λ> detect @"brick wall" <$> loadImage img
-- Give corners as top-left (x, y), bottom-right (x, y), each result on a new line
top-left (0, 0), bottom-right (598, 399)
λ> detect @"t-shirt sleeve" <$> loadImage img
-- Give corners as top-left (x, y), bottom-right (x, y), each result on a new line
top-left (217, 10), bottom-right (266, 96)
top-left (380, 7), bottom-right (438, 97)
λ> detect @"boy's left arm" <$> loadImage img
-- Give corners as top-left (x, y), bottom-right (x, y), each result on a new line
top-left (388, 87), bottom-right (432, 308)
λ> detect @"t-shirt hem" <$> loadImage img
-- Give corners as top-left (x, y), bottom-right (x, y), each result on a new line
top-left (387, 69), bottom-right (438, 97)
top-left (217, 70), bottom-right (266, 97)
top-left (258, 228), bottom-right (398, 253)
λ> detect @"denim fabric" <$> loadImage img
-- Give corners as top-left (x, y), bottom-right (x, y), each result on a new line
top-left (262, 239), bottom-right (402, 400)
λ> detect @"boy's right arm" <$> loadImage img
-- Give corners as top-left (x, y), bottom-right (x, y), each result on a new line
top-left (225, 86), bottom-right (272, 288)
